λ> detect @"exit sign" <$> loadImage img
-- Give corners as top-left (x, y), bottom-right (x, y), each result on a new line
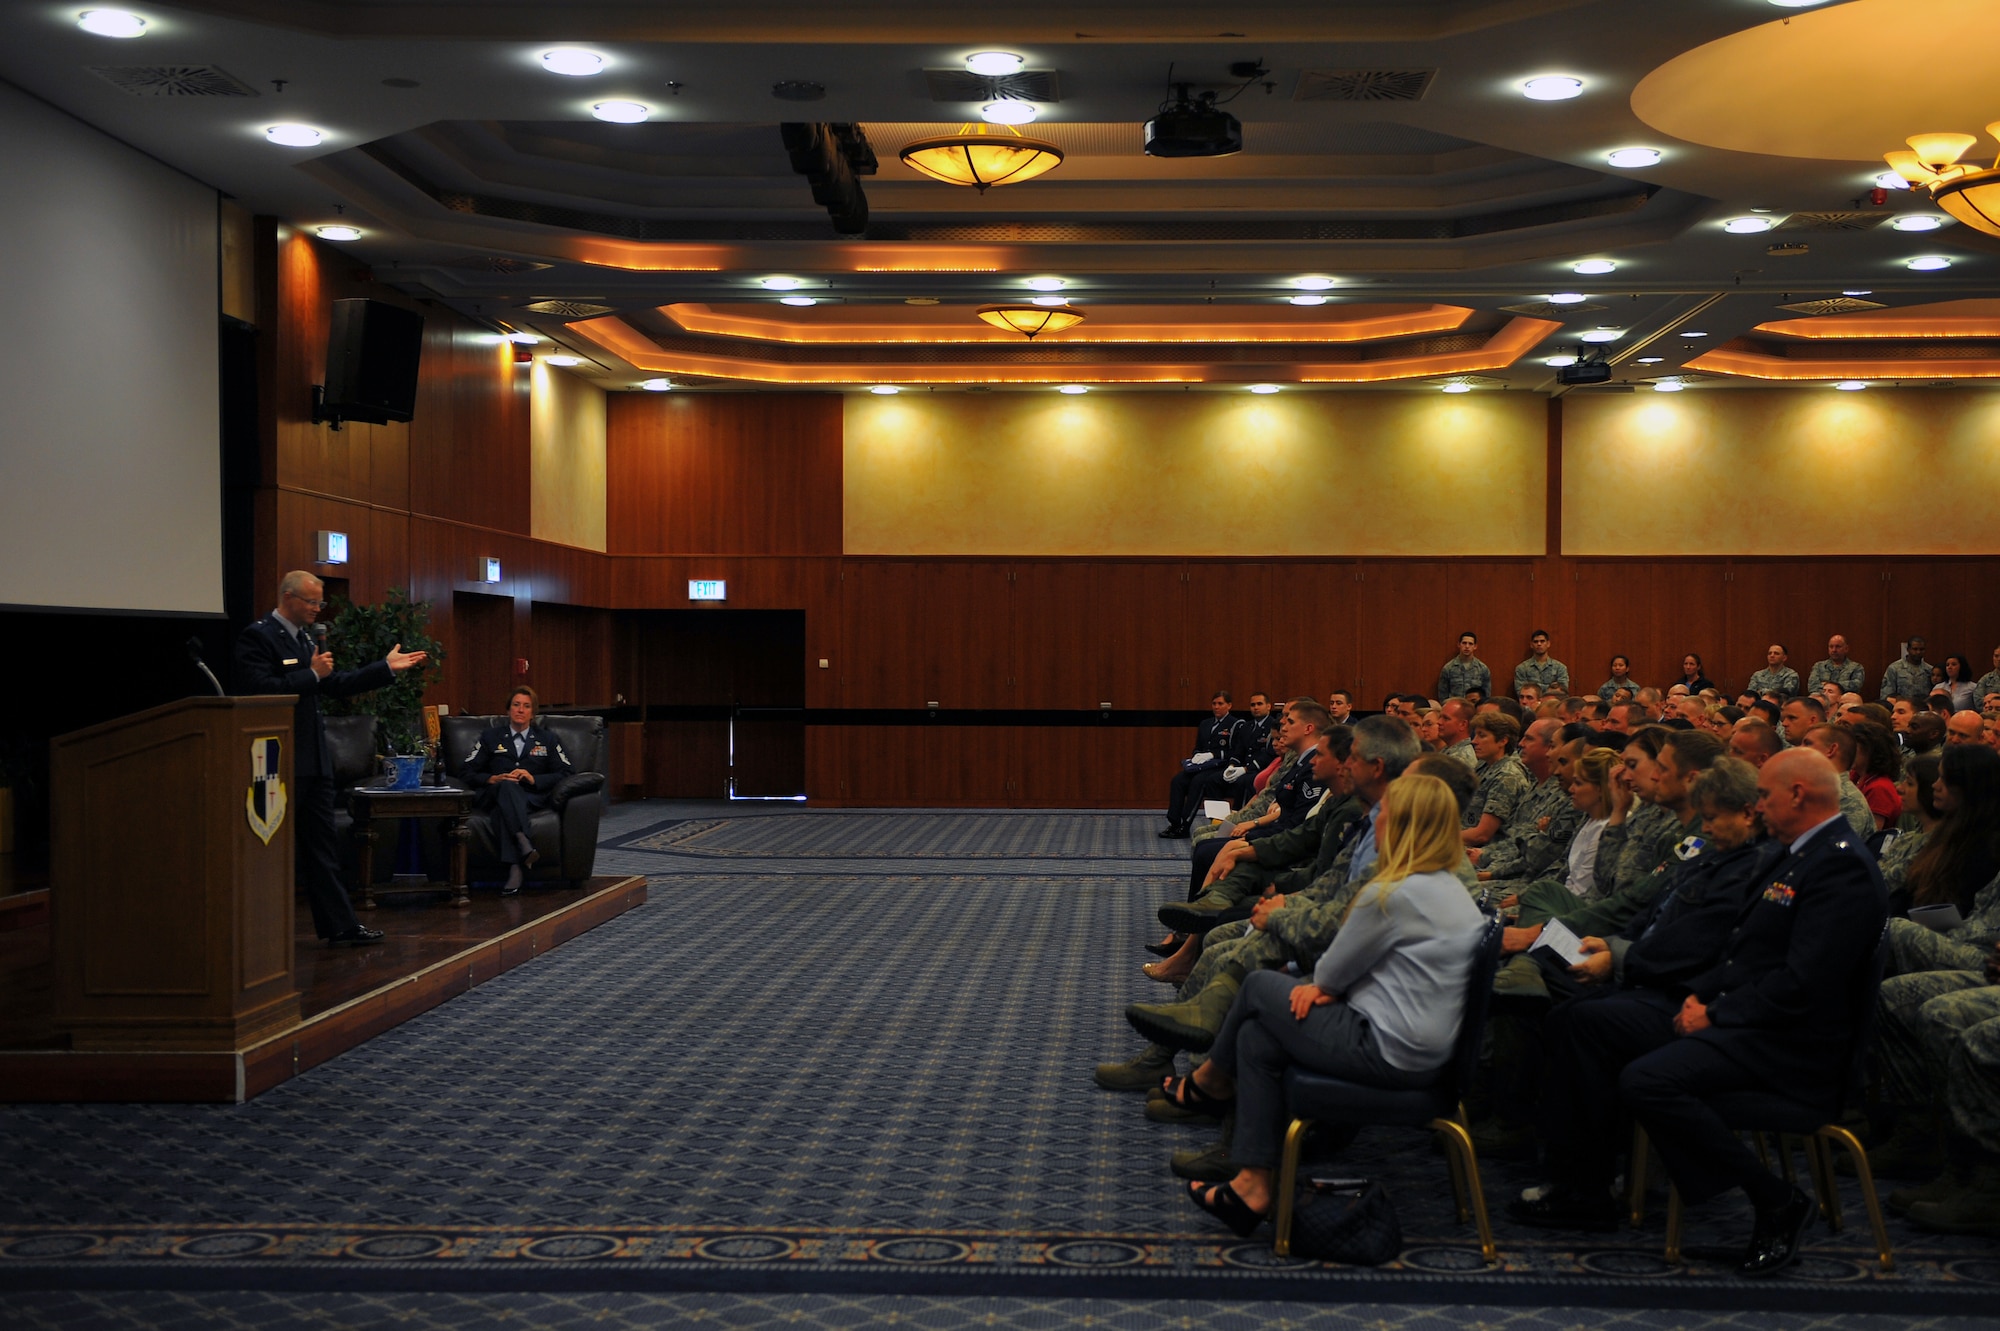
top-left (689, 579), bottom-right (727, 601)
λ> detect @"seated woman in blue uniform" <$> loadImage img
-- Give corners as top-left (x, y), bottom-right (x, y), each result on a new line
top-left (462, 686), bottom-right (574, 894)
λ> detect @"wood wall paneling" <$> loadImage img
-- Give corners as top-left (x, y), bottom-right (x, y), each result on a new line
top-left (1354, 561), bottom-right (1451, 704)
top-left (528, 603), bottom-right (615, 708)
top-left (448, 591), bottom-right (516, 717)
top-left (643, 721), bottom-right (730, 798)
top-left (1092, 564), bottom-right (1186, 710)
top-left (1010, 562), bottom-right (1099, 710)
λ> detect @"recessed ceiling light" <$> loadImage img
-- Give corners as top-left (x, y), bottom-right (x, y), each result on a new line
top-left (1680, 330), bottom-right (1709, 338)
top-left (1580, 329), bottom-right (1623, 343)
top-left (1891, 215), bottom-right (1946, 232)
top-left (1029, 295), bottom-right (1068, 306)
top-left (761, 276), bottom-right (804, 290)
top-left (779, 295), bottom-right (817, 306)
top-left (1635, 355), bottom-right (1665, 364)
top-left (265, 124), bottom-right (324, 147)
top-left (315, 225), bottom-right (362, 242)
top-left (1246, 383), bottom-right (1281, 394)
top-left (1024, 277), bottom-right (1066, 291)
top-left (869, 384), bottom-right (901, 395)
top-left (1572, 259), bottom-right (1617, 275)
top-left (1875, 172), bottom-right (1910, 191)
top-left (1842, 289), bottom-right (1872, 296)
top-left (1723, 216), bottom-right (1775, 234)
top-left (545, 354), bottom-right (583, 367)
top-left (1292, 275), bottom-right (1337, 290)
top-left (1441, 382), bottom-right (1473, 394)
top-left (1056, 384), bottom-right (1089, 395)
top-left (1548, 292), bottom-right (1587, 305)
top-left (1521, 76), bottom-right (1584, 101)
top-left (591, 101), bottom-right (650, 123)
top-left (77, 9), bottom-right (147, 37)
top-left (540, 48), bottom-right (605, 76)
top-left (1834, 380), bottom-right (1869, 390)
top-left (965, 51), bottom-right (1025, 76)
top-left (1907, 255), bottom-right (1952, 270)
top-left (1544, 354), bottom-right (1578, 367)
top-left (639, 378), bottom-right (673, 391)
top-left (1653, 379), bottom-right (1685, 392)
top-left (506, 332), bottom-right (538, 345)
top-left (1605, 147), bottom-right (1662, 168)
top-left (1767, 0), bottom-right (1830, 7)
top-left (981, 100), bottom-right (1037, 125)
top-left (1289, 294), bottom-right (1328, 306)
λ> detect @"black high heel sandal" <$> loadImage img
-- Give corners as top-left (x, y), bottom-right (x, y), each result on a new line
top-left (1186, 1179), bottom-right (1268, 1237)
top-left (1145, 932), bottom-right (1189, 957)
top-left (1161, 1073), bottom-right (1234, 1118)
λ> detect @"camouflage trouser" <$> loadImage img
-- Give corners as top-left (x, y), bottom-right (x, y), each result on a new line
top-left (1875, 969), bottom-right (1990, 1107)
top-left (1180, 919), bottom-right (1285, 1000)
top-left (1887, 916), bottom-right (1987, 978)
top-left (1944, 1001), bottom-right (2000, 1153)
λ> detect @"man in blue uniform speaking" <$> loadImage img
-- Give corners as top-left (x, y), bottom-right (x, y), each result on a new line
top-left (233, 570), bottom-right (429, 945)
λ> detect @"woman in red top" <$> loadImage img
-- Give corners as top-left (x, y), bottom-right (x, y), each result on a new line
top-left (1847, 719), bottom-right (1904, 832)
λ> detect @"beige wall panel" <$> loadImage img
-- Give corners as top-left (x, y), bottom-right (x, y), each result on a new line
top-left (529, 362), bottom-right (608, 552)
top-left (844, 392), bottom-right (1546, 556)
top-left (1565, 389), bottom-right (2000, 555)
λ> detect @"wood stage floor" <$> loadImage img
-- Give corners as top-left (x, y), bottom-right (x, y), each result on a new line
top-left (0, 876), bottom-right (647, 1104)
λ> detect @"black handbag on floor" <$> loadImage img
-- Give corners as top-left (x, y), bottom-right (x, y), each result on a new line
top-left (1287, 1176), bottom-right (1402, 1265)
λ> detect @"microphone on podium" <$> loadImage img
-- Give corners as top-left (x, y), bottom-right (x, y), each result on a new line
top-left (186, 637), bottom-right (224, 697)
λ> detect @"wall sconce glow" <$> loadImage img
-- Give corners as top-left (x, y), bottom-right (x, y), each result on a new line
top-left (639, 378), bottom-right (673, 391)
top-left (541, 48), bottom-right (605, 76)
top-left (1292, 275), bottom-right (1337, 290)
top-left (761, 276), bottom-right (804, 290)
top-left (477, 558), bottom-right (502, 583)
top-left (506, 332), bottom-right (539, 344)
top-left (1653, 379), bottom-right (1685, 392)
top-left (779, 295), bottom-right (818, 306)
top-left (1875, 172), bottom-right (1910, 191)
top-left (315, 531), bottom-right (348, 564)
top-left (1580, 329), bottom-right (1623, 343)
top-left (315, 225), bottom-right (363, 242)
top-left (1834, 380), bottom-right (1869, 391)
top-left (1440, 381), bottom-right (1473, 393)
top-left (1547, 292), bottom-right (1586, 305)
top-left (1289, 294), bottom-right (1328, 306)
top-left (688, 579), bottom-right (727, 601)
top-left (591, 101), bottom-right (650, 123)
top-left (981, 100), bottom-right (1038, 125)
top-left (1521, 76), bottom-right (1584, 101)
top-left (869, 384), bottom-right (901, 395)
top-left (965, 51), bottom-right (1025, 76)
top-left (1544, 354), bottom-right (1578, 367)
top-left (1056, 384), bottom-right (1089, 394)
top-left (545, 354), bottom-right (582, 367)
top-left (1246, 383), bottom-right (1281, 394)
top-left (1722, 216), bottom-right (1775, 234)
top-left (1572, 259), bottom-right (1617, 275)
top-left (1890, 215), bottom-right (1946, 232)
top-left (1024, 277), bottom-right (1066, 291)
top-left (78, 10), bottom-right (147, 38)
top-left (1605, 147), bottom-right (1662, 168)
top-left (1907, 255), bottom-right (1952, 270)
top-left (265, 124), bottom-right (324, 147)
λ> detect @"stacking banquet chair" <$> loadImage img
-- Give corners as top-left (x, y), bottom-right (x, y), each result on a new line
top-left (1273, 912), bottom-right (1507, 1264)
top-left (439, 712), bottom-right (609, 889)
top-left (1627, 924), bottom-right (1894, 1271)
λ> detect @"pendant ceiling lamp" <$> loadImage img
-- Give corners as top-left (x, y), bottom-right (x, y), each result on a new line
top-left (900, 123), bottom-right (1063, 191)
top-left (976, 303), bottom-right (1085, 338)
top-left (1884, 124), bottom-right (2000, 237)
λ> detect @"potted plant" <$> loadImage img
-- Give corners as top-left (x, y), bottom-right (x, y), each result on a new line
top-left (323, 587), bottom-right (445, 786)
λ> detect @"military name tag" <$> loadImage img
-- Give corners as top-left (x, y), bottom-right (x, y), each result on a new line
top-left (247, 735), bottom-right (287, 845)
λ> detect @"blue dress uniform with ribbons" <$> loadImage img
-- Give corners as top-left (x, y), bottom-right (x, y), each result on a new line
top-left (463, 721), bottom-right (574, 875)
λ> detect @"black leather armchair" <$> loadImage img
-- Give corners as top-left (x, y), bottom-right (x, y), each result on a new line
top-left (440, 713), bottom-right (608, 888)
top-left (324, 714), bottom-right (382, 880)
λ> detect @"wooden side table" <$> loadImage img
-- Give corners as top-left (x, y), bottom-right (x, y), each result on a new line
top-left (348, 786), bottom-right (478, 910)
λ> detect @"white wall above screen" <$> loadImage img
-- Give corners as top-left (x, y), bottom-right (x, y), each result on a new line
top-left (0, 82), bottom-right (223, 615)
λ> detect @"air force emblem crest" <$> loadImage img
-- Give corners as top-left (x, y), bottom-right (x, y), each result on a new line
top-left (247, 735), bottom-right (287, 845)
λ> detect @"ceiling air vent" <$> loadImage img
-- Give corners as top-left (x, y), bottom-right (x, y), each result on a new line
top-left (1776, 297), bottom-right (1886, 315)
top-left (436, 256), bottom-right (553, 274)
top-left (90, 65), bottom-right (258, 96)
top-left (1773, 212), bottom-right (1884, 232)
top-left (519, 299), bottom-right (615, 318)
top-left (923, 69), bottom-right (1061, 103)
top-left (1294, 69), bottom-right (1437, 102)
top-left (1499, 299), bottom-right (1608, 317)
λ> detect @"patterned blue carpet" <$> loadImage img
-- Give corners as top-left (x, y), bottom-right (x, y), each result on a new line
top-left (1, 805), bottom-right (1994, 1320)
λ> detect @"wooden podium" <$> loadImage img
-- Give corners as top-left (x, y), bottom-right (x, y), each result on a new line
top-left (51, 695), bottom-right (302, 1051)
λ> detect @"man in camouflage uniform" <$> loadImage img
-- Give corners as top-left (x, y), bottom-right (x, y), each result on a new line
top-left (1438, 698), bottom-right (1477, 770)
top-left (1438, 631), bottom-right (1492, 702)
top-left (1911, 972), bottom-right (2000, 1237)
top-left (1746, 643), bottom-right (1802, 699)
top-left (1807, 634), bottom-right (1867, 697)
top-left (1976, 645), bottom-right (2000, 706)
top-left (1513, 629), bottom-right (1569, 698)
top-left (1473, 718), bottom-right (1582, 886)
top-left (1880, 636), bottom-right (1936, 704)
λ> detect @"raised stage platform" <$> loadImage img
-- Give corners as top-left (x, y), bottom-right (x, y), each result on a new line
top-left (0, 876), bottom-right (646, 1104)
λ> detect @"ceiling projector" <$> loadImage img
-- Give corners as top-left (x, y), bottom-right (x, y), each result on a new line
top-left (1143, 86), bottom-right (1242, 158)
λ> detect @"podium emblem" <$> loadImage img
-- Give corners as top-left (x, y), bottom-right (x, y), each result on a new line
top-left (247, 735), bottom-right (287, 844)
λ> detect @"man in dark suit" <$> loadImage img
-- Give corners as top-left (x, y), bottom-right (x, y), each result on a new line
top-left (1512, 748), bottom-right (1886, 1277)
top-left (1162, 691), bottom-right (1242, 839)
top-left (233, 571), bottom-right (428, 945)
top-left (461, 686), bottom-right (574, 894)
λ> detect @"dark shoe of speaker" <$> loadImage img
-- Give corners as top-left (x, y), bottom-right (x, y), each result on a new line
top-left (328, 925), bottom-right (385, 946)
top-left (1737, 1185), bottom-right (1815, 1278)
